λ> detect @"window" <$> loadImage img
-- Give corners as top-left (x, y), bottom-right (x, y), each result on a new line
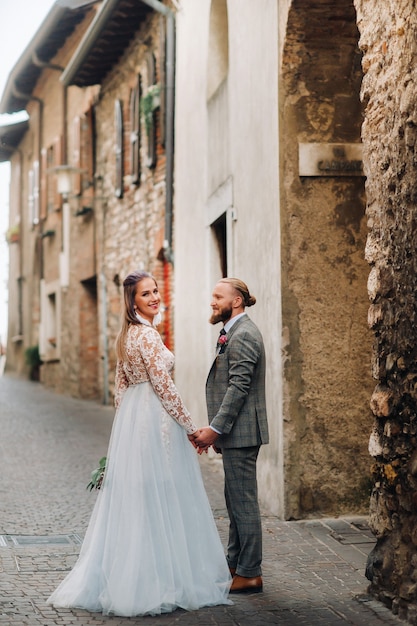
top-left (39, 279), bottom-right (61, 361)
top-left (53, 135), bottom-right (64, 211)
top-left (40, 148), bottom-right (48, 220)
top-left (130, 75), bottom-right (142, 186)
top-left (81, 107), bottom-right (95, 187)
top-left (145, 52), bottom-right (157, 169)
top-left (115, 99), bottom-right (124, 198)
top-left (211, 213), bottom-right (227, 277)
top-left (40, 142), bottom-right (62, 217)
top-left (68, 110), bottom-right (95, 202)
top-left (72, 116), bottom-right (82, 196)
top-left (28, 161), bottom-right (40, 225)
top-left (159, 18), bottom-right (166, 147)
top-left (207, 0), bottom-right (229, 100)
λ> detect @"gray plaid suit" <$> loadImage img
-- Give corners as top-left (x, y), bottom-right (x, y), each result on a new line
top-left (206, 314), bottom-right (268, 577)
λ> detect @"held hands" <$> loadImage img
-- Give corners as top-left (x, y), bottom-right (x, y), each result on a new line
top-left (188, 427), bottom-right (219, 455)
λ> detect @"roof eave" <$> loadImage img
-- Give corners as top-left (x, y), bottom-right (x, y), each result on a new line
top-left (61, 0), bottom-right (121, 87)
top-left (0, 1), bottom-right (97, 114)
top-left (61, 0), bottom-right (173, 88)
top-left (0, 119), bottom-right (29, 162)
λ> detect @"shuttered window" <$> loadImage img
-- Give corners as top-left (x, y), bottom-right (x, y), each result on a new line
top-left (28, 170), bottom-right (34, 225)
top-left (40, 148), bottom-right (48, 220)
top-left (130, 75), bottom-right (141, 186)
top-left (72, 116), bottom-right (82, 196)
top-left (32, 161), bottom-right (40, 225)
top-left (53, 135), bottom-right (64, 211)
top-left (115, 99), bottom-right (124, 198)
top-left (145, 52), bottom-right (157, 169)
top-left (81, 107), bottom-right (95, 183)
top-left (159, 17), bottom-right (166, 148)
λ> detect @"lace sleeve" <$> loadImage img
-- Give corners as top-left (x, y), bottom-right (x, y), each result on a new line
top-left (140, 328), bottom-right (198, 435)
top-left (114, 359), bottom-right (128, 409)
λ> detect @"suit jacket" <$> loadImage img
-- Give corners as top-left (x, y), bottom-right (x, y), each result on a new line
top-left (206, 314), bottom-right (269, 449)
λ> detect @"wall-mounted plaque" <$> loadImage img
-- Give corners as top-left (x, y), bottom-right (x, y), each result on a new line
top-left (299, 143), bottom-right (363, 177)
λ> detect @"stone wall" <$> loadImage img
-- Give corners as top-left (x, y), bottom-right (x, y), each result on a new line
top-left (354, 0), bottom-right (417, 621)
top-left (93, 11), bottom-right (168, 402)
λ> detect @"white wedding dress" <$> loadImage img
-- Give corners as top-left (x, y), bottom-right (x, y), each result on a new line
top-left (47, 321), bottom-right (231, 616)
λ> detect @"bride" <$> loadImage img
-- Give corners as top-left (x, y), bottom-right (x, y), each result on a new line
top-left (47, 270), bottom-right (232, 616)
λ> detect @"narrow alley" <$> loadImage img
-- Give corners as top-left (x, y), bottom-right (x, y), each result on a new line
top-left (0, 375), bottom-right (402, 625)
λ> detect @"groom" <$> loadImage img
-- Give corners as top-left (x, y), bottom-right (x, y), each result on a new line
top-left (194, 278), bottom-right (269, 594)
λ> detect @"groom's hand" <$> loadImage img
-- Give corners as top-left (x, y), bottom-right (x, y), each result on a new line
top-left (194, 427), bottom-right (219, 453)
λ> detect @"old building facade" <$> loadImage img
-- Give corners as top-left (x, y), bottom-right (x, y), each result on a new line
top-left (3, 0), bottom-right (173, 403)
top-left (2, 1), bottom-right (100, 393)
top-left (174, 0), bottom-right (373, 519)
top-left (61, 0), bottom-right (176, 401)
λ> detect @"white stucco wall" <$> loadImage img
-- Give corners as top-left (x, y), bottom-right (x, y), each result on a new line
top-left (174, 0), bottom-right (283, 516)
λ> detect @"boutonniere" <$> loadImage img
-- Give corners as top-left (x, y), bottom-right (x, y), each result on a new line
top-left (217, 333), bottom-right (228, 352)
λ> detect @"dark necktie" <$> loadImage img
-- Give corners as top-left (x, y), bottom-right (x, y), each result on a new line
top-left (216, 328), bottom-right (227, 352)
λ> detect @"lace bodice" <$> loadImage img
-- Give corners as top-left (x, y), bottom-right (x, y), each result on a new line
top-left (114, 323), bottom-right (197, 435)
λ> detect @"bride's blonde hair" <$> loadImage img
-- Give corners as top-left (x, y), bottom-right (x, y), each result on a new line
top-left (115, 271), bottom-right (157, 361)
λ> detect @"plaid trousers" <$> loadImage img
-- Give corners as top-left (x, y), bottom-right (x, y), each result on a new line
top-left (221, 445), bottom-right (262, 577)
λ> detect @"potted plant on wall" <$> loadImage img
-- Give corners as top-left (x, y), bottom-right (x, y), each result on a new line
top-left (5, 223), bottom-right (20, 244)
top-left (140, 83), bottom-right (160, 134)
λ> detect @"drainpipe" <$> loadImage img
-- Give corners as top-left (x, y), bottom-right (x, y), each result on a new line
top-left (17, 149), bottom-right (24, 337)
top-left (100, 197), bottom-right (109, 405)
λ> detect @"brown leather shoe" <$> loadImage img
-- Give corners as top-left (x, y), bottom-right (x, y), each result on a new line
top-left (230, 574), bottom-right (263, 594)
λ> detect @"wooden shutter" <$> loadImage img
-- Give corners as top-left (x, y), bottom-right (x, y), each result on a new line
top-left (81, 107), bottom-right (95, 208)
top-left (33, 161), bottom-right (40, 225)
top-left (159, 17), bottom-right (166, 147)
top-left (130, 75), bottom-right (141, 186)
top-left (145, 52), bottom-right (157, 169)
top-left (115, 99), bottom-right (124, 198)
top-left (40, 148), bottom-right (48, 220)
top-left (72, 116), bottom-right (82, 196)
top-left (28, 169), bottom-right (34, 224)
top-left (54, 135), bottom-right (64, 211)
top-left (82, 107), bottom-right (95, 183)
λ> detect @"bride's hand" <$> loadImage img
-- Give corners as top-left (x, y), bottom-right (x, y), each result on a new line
top-left (187, 430), bottom-right (200, 448)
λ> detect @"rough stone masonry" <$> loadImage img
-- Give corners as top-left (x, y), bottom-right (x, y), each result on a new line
top-left (355, 1), bottom-right (417, 623)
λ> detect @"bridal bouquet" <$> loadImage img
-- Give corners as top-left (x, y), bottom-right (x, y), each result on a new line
top-left (86, 456), bottom-right (107, 491)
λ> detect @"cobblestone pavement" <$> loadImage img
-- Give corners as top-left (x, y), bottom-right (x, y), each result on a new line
top-left (0, 375), bottom-right (404, 625)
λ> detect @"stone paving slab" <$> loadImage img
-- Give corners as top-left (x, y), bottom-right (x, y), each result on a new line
top-left (0, 375), bottom-right (405, 625)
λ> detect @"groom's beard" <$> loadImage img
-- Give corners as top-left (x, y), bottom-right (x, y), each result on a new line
top-left (209, 306), bottom-right (232, 325)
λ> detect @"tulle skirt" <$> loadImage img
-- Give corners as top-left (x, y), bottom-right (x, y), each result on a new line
top-left (47, 382), bottom-right (232, 616)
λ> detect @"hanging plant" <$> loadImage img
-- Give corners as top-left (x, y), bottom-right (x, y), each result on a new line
top-left (140, 84), bottom-right (161, 134)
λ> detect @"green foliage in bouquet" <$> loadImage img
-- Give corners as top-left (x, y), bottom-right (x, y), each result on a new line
top-left (87, 456), bottom-right (107, 491)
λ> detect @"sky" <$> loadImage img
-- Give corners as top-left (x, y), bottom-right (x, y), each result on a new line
top-left (0, 0), bottom-right (55, 344)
